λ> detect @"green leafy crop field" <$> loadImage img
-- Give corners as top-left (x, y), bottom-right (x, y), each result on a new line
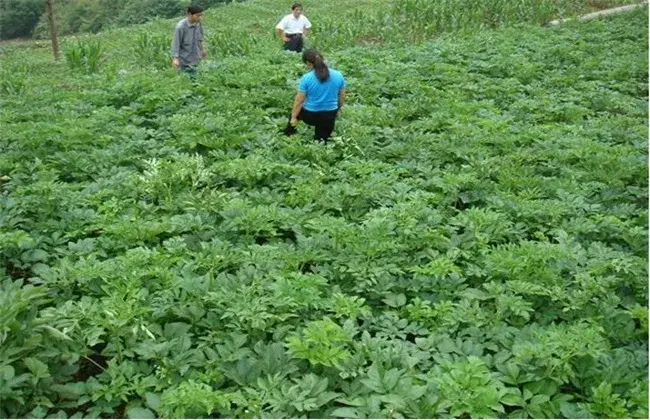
top-left (0, 0), bottom-right (648, 418)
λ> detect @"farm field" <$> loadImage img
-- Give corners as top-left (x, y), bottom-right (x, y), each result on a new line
top-left (0, 0), bottom-right (648, 418)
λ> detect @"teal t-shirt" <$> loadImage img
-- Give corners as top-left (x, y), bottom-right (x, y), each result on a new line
top-left (298, 69), bottom-right (346, 112)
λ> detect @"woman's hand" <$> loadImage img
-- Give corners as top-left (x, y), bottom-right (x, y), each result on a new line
top-left (290, 117), bottom-right (299, 126)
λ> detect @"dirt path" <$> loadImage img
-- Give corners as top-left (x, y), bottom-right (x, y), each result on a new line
top-left (548, 1), bottom-right (648, 25)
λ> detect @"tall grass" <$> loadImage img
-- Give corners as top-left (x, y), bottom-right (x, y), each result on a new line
top-left (311, 0), bottom-right (637, 49)
top-left (313, 10), bottom-right (392, 51)
top-left (390, 0), bottom-right (636, 40)
top-left (64, 40), bottom-right (105, 74)
top-left (133, 31), bottom-right (171, 70)
top-left (208, 31), bottom-right (259, 58)
top-left (0, 63), bottom-right (33, 95)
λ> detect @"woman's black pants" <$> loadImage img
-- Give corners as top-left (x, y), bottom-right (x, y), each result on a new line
top-left (283, 108), bottom-right (338, 142)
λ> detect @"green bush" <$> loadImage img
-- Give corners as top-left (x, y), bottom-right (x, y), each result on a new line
top-left (114, 0), bottom-right (182, 27)
top-left (32, 0), bottom-right (119, 37)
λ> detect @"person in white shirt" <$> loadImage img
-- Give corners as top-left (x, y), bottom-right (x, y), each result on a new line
top-left (275, 3), bottom-right (312, 53)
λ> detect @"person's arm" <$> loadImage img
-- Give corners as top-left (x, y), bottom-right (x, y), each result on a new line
top-left (199, 24), bottom-right (207, 58)
top-left (290, 92), bottom-right (306, 125)
top-left (303, 16), bottom-right (312, 38)
top-left (275, 17), bottom-right (289, 42)
top-left (337, 88), bottom-right (346, 115)
top-left (171, 25), bottom-right (182, 68)
top-left (276, 27), bottom-right (288, 42)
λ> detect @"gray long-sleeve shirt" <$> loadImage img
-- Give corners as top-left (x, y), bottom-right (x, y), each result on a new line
top-left (171, 18), bottom-right (204, 67)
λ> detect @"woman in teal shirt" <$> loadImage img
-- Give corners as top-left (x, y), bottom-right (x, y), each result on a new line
top-left (284, 49), bottom-right (346, 143)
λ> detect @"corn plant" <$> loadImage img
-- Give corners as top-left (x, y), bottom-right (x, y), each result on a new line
top-left (133, 31), bottom-right (171, 70)
top-left (64, 40), bottom-right (105, 74)
top-left (0, 68), bottom-right (27, 95)
top-left (207, 31), bottom-right (258, 58)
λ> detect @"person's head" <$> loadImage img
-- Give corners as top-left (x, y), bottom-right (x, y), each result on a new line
top-left (187, 4), bottom-right (203, 24)
top-left (291, 3), bottom-right (303, 18)
top-left (302, 49), bottom-right (329, 82)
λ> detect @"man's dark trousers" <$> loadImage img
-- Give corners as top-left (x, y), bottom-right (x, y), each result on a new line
top-left (283, 33), bottom-right (304, 52)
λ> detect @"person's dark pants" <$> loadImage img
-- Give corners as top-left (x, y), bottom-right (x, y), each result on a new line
top-left (283, 108), bottom-right (338, 142)
top-left (283, 33), bottom-right (304, 52)
top-left (178, 64), bottom-right (198, 78)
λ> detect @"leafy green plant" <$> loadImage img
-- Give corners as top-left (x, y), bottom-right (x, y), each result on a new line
top-left (208, 31), bottom-right (259, 58)
top-left (0, 64), bottom-right (31, 95)
top-left (133, 31), bottom-right (172, 70)
top-left (286, 318), bottom-right (353, 367)
top-left (0, 1), bottom-right (647, 418)
top-left (65, 40), bottom-right (105, 74)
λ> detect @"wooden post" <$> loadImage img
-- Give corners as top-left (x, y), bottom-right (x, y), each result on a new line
top-left (46, 0), bottom-right (60, 61)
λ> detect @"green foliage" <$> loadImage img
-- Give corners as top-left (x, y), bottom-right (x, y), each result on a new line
top-left (10, 0), bottom-right (635, 42)
top-left (0, 0), bottom-right (45, 40)
top-left (133, 31), bottom-right (172, 70)
top-left (436, 356), bottom-right (507, 417)
top-left (113, 0), bottom-right (182, 27)
top-left (159, 380), bottom-right (223, 417)
top-left (29, 0), bottom-right (232, 40)
top-left (64, 40), bottom-right (105, 73)
top-left (208, 31), bottom-right (259, 58)
top-left (0, 63), bottom-right (33, 95)
top-left (310, 0), bottom-right (633, 49)
top-left (286, 318), bottom-right (353, 367)
top-left (0, 0), bottom-right (647, 418)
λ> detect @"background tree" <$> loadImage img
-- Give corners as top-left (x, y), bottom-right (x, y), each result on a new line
top-left (46, 0), bottom-right (60, 60)
top-left (0, 0), bottom-right (45, 40)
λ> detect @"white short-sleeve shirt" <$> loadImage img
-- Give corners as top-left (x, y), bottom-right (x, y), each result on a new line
top-left (275, 14), bottom-right (312, 35)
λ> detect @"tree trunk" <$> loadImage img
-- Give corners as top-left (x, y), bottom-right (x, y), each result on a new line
top-left (46, 0), bottom-right (60, 61)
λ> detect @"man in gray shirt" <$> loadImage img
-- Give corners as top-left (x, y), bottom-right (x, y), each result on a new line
top-left (171, 4), bottom-right (207, 76)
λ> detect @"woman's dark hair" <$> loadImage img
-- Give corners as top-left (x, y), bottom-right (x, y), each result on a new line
top-left (187, 4), bottom-right (203, 14)
top-left (291, 3), bottom-right (303, 10)
top-left (302, 49), bottom-right (329, 82)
